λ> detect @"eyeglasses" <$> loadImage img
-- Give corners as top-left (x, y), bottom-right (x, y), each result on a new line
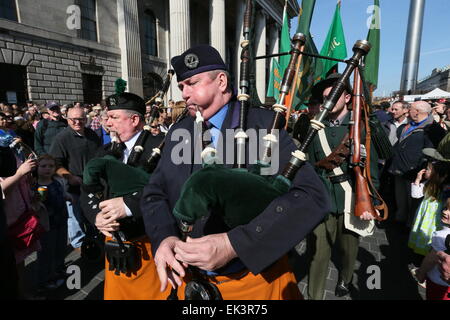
top-left (68, 117), bottom-right (86, 122)
top-left (150, 125), bottom-right (158, 129)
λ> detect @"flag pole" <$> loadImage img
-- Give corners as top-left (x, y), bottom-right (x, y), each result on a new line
top-left (284, 43), bottom-right (305, 129)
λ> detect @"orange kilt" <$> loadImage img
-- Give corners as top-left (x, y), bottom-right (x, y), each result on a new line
top-left (103, 236), bottom-right (172, 300)
top-left (177, 255), bottom-right (302, 300)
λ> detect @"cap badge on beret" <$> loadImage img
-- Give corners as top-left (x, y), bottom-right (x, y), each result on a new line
top-left (184, 53), bottom-right (199, 69)
top-left (109, 96), bottom-right (117, 106)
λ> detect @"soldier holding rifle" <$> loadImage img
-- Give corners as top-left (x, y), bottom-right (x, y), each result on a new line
top-left (305, 73), bottom-right (381, 299)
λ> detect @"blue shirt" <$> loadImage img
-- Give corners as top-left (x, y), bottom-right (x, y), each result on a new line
top-left (402, 117), bottom-right (428, 138)
top-left (207, 104), bottom-right (228, 148)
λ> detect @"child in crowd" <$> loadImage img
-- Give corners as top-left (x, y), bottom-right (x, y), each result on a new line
top-left (415, 197), bottom-right (450, 300)
top-left (409, 160), bottom-right (450, 255)
top-left (35, 154), bottom-right (71, 292)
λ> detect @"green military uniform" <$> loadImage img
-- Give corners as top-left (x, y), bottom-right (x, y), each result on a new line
top-left (305, 111), bottom-right (379, 300)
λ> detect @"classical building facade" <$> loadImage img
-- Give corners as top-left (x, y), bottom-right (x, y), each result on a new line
top-left (0, 0), bottom-right (298, 106)
top-left (415, 65), bottom-right (450, 94)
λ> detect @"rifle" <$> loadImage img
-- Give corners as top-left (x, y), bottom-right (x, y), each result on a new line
top-left (349, 67), bottom-right (387, 220)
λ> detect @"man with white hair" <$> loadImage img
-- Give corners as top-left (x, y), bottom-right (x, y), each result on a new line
top-left (388, 101), bottom-right (446, 229)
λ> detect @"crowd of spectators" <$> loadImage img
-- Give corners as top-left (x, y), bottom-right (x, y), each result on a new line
top-left (0, 94), bottom-right (449, 300)
top-left (0, 98), bottom-right (185, 299)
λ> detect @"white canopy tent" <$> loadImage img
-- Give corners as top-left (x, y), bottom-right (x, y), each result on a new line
top-left (421, 88), bottom-right (450, 99)
top-left (403, 88), bottom-right (450, 102)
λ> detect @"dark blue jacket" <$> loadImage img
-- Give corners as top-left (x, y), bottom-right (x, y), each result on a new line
top-left (140, 101), bottom-right (330, 274)
top-left (388, 115), bottom-right (446, 179)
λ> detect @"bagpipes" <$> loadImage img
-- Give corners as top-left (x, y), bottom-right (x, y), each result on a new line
top-left (170, 0), bottom-right (307, 300)
top-left (175, 43), bottom-right (382, 229)
top-left (81, 71), bottom-right (180, 274)
top-left (172, 33), bottom-right (382, 299)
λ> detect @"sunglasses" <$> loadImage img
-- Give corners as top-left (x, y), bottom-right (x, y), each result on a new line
top-left (68, 117), bottom-right (86, 122)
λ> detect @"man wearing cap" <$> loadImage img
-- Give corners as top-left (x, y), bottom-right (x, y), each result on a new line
top-left (304, 73), bottom-right (380, 299)
top-left (34, 102), bottom-right (67, 155)
top-left (141, 45), bottom-right (329, 299)
top-left (81, 91), bottom-right (167, 300)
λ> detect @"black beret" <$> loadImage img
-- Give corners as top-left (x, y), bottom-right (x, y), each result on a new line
top-left (106, 92), bottom-right (145, 116)
top-left (171, 44), bottom-right (228, 82)
top-left (311, 73), bottom-right (352, 102)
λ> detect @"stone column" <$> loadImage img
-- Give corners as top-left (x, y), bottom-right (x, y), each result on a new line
top-left (117, 0), bottom-right (143, 97)
top-left (255, 10), bottom-right (266, 103)
top-left (169, 0), bottom-right (190, 101)
top-left (210, 0), bottom-right (226, 60)
top-left (268, 23), bottom-right (280, 56)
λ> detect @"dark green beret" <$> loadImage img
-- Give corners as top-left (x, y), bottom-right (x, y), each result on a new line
top-left (106, 92), bottom-right (145, 116)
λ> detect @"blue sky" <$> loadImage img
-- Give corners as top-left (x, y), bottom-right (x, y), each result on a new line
top-left (290, 0), bottom-right (450, 97)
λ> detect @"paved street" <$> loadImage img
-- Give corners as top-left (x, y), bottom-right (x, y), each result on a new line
top-left (291, 219), bottom-right (426, 300)
top-left (24, 219), bottom-right (426, 300)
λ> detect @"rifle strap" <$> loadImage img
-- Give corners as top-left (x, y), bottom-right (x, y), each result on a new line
top-left (314, 132), bottom-right (350, 171)
top-left (318, 128), bottom-right (375, 237)
top-left (362, 99), bottom-right (388, 221)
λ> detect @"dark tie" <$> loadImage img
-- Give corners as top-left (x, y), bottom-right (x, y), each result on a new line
top-left (203, 120), bottom-right (214, 147)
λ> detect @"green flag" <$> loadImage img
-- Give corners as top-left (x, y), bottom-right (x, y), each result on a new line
top-left (317, 1), bottom-right (347, 79)
top-left (266, 58), bottom-right (282, 98)
top-left (279, 3), bottom-right (291, 72)
top-left (267, 2), bottom-right (290, 98)
top-left (290, 0), bottom-right (323, 110)
top-left (364, 0), bottom-right (380, 89)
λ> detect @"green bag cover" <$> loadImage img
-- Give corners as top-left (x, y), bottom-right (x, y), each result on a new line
top-left (83, 155), bottom-right (150, 198)
top-left (173, 164), bottom-right (291, 228)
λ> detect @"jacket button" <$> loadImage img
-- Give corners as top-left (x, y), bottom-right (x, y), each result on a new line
top-left (276, 206), bottom-right (283, 213)
top-left (293, 192), bottom-right (300, 198)
top-left (256, 226), bottom-right (263, 233)
top-left (146, 196), bottom-right (152, 202)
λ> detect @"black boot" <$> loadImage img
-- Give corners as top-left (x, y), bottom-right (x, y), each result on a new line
top-left (335, 280), bottom-right (351, 297)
